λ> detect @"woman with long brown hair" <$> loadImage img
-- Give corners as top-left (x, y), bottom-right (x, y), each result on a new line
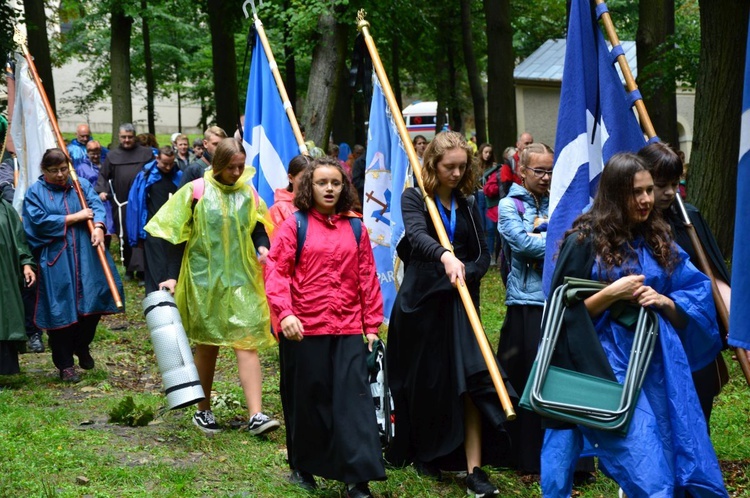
top-left (540, 153), bottom-right (727, 497)
top-left (386, 131), bottom-right (513, 497)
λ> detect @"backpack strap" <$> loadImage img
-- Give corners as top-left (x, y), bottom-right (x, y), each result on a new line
top-left (513, 197), bottom-right (525, 215)
top-left (349, 217), bottom-right (362, 247)
top-left (293, 210), bottom-right (308, 265)
top-left (190, 177), bottom-right (205, 212)
top-left (293, 211), bottom-right (362, 265)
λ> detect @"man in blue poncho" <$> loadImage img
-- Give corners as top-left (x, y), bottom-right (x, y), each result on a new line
top-left (126, 145), bottom-right (183, 293)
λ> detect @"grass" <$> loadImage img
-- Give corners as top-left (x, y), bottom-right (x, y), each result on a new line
top-left (1, 261), bottom-right (748, 497)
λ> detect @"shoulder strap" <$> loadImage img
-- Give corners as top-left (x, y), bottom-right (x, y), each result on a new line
top-left (294, 210), bottom-right (308, 265)
top-left (349, 217), bottom-right (362, 247)
top-left (513, 197), bottom-right (525, 215)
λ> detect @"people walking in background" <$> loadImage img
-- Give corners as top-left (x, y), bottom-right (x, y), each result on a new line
top-left (180, 127), bottom-right (227, 186)
top-left (146, 138), bottom-right (278, 437)
top-left (265, 157), bottom-right (385, 498)
top-left (476, 143), bottom-right (499, 265)
top-left (638, 142), bottom-right (729, 428)
top-left (126, 146), bottom-right (183, 293)
top-left (95, 123), bottom-right (154, 282)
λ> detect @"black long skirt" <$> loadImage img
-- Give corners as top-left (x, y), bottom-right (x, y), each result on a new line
top-left (498, 305), bottom-right (595, 475)
top-left (385, 260), bottom-right (514, 470)
top-left (497, 304), bottom-right (544, 473)
top-left (279, 334), bottom-right (386, 484)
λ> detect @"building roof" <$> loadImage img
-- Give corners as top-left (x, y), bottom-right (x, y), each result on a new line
top-left (514, 38), bottom-right (638, 86)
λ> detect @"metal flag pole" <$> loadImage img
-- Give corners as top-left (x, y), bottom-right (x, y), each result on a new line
top-left (594, 0), bottom-right (750, 386)
top-left (356, 10), bottom-right (515, 420)
top-left (242, 0), bottom-right (308, 156)
top-left (13, 28), bottom-right (123, 309)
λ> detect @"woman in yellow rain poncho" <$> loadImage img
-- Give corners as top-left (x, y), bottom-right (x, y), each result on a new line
top-left (146, 138), bottom-right (279, 436)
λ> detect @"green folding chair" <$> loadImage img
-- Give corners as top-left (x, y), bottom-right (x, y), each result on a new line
top-left (520, 277), bottom-right (659, 434)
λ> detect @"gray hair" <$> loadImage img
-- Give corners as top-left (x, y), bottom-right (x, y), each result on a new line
top-left (119, 123), bottom-right (136, 134)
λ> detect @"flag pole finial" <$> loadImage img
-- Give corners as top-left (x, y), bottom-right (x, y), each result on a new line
top-left (356, 9), bottom-right (369, 31)
top-left (242, 0), bottom-right (263, 20)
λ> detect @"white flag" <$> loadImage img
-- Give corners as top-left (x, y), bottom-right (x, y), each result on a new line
top-left (10, 53), bottom-right (57, 214)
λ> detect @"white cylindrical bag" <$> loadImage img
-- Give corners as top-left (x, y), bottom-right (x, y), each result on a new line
top-left (142, 290), bottom-right (205, 410)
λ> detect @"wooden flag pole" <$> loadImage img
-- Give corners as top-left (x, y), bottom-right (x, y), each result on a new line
top-left (242, 0), bottom-right (308, 156)
top-left (594, 0), bottom-right (750, 386)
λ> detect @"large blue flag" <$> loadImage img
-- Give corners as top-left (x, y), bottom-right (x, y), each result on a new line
top-left (729, 16), bottom-right (750, 350)
top-left (363, 76), bottom-right (411, 323)
top-left (242, 32), bottom-right (300, 208)
top-left (542, 0), bottom-right (646, 294)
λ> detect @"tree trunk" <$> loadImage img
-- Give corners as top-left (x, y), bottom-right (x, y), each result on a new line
top-left (23, 0), bottom-right (56, 116)
top-left (484, 0), bottom-right (516, 150)
top-left (447, 41), bottom-right (462, 133)
top-left (283, 0), bottom-right (297, 112)
top-left (461, 0), bottom-right (486, 145)
top-left (636, 0), bottom-right (677, 147)
top-left (691, 0), bottom-right (750, 256)
top-left (141, 0), bottom-right (156, 135)
top-left (206, 0), bottom-right (239, 134)
top-left (303, 11), bottom-right (348, 148)
top-left (331, 65), bottom-right (354, 145)
top-left (110, 4), bottom-right (133, 139)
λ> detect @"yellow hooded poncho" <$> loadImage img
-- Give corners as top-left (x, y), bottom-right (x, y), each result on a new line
top-left (145, 170), bottom-right (275, 350)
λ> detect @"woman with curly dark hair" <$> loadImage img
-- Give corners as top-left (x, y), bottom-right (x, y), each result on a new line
top-left (386, 131), bottom-right (513, 497)
top-left (541, 153), bottom-right (727, 497)
top-left (265, 157), bottom-right (385, 497)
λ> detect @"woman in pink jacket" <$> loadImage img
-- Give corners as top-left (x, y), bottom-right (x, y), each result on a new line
top-left (265, 157), bottom-right (385, 498)
top-left (268, 155), bottom-right (311, 234)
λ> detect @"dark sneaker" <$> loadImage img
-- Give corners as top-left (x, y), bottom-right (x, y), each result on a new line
top-left (28, 332), bottom-right (45, 353)
top-left (466, 467), bottom-right (499, 497)
top-left (77, 350), bottom-right (95, 370)
top-left (288, 469), bottom-right (316, 491)
top-left (414, 460), bottom-right (442, 481)
top-left (193, 410), bottom-right (221, 434)
top-left (60, 367), bottom-right (80, 383)
top-left (346, 482), bottom-right (373, 498)
top-left (247, 412), bottom-right (280, 435)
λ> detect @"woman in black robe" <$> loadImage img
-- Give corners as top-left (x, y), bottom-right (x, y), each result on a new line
top-left (386, 131), bottom-right (514, 497)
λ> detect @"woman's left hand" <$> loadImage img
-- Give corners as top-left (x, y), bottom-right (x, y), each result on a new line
top-left (366, 333), bottom-right (379, 351)
top-left (22, 265), bottom-right (36, 287)
top-left (91, 227), bottom-right (105, 248)
top-left (633, 285), bottom-right (670, 309)
top-left (257, 246), bottom-right (269, 264)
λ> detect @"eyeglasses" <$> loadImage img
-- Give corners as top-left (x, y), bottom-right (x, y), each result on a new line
top-left (313, 180), bottom-right (343, 190)
top-left (45, 166), bottom-right (69, 175)
top-left (528, 168), bottom-right (553, 179)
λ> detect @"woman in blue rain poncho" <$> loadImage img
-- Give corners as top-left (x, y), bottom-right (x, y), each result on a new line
top-left (145, 138), bottom-right (279, 436)
top-left (541, 153), bottom-right (727, 498)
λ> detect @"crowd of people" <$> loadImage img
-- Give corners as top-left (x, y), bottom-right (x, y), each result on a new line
top-left (0, 119), bottom-right (732, 497)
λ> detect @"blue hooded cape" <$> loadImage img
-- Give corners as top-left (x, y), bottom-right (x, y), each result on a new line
top-left (22, 176), bottom-right (124, 329)
top-left (126, 160), bottom-right (182, 248)
top-left (541, 234), bottom-right (727, 498)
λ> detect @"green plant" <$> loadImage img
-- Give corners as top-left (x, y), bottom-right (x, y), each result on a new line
top-left (108, 396), bottom-right (155, 427)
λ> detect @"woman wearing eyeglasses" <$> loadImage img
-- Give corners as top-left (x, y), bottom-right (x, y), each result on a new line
top-left (22, 148), bottom-right (124, 382)
top-left (496, 143), bottom-right (559, 476)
